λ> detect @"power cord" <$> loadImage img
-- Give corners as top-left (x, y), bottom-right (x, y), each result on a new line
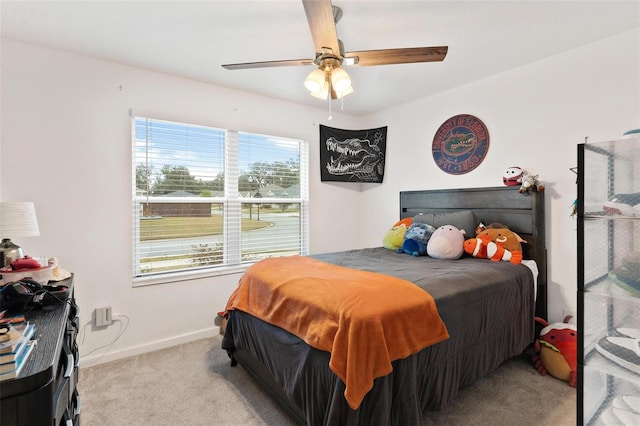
top-left (79, 313), bottom-right (130, 361)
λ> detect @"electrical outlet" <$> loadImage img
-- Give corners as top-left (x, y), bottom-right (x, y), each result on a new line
top-left (95, 306), bottom-right (113, 327)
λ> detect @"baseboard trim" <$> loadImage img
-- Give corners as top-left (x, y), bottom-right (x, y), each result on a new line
top-left (79, 326), bottom-right (220, 368)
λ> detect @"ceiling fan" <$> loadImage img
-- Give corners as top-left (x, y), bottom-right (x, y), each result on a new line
top-left (222, 0), bottom-right (448, 101)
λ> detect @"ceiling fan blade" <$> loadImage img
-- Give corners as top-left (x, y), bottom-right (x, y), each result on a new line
top-left (345, 46), bottom-right (448, 66)
top-left (222, 58), bottom-right (314, 70)
top-left (302, 0), bottom-right (340, 56)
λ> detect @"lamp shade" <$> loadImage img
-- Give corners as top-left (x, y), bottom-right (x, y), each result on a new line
top-left (309, 79), bottom-right (330, 99)
top-left (331, 67), bottom-right (352, 92)
top-left (0, 202), bottom-right (40, 238)
top-left (334, 85), bottom-right (354, 99)
top-left (304, 68), bottom-right (327, 93)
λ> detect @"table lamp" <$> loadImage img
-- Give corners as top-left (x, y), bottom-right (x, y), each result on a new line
top-left (0, 202), bottom-right (40, 268)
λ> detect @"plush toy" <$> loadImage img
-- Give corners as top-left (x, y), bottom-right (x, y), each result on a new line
top-left (464, 235), bottom-right (523, 264)
top-left (503, 166), bottom-right (523, 186)
top-left (383, 217), bottom-right (412, 251)
top-left (464, 236), bottom-right (488, 259)
top-left (426, 225), bottom-right (466, 259)
top-left (519, 172), bottom-right (545, 194)
top-left (397, 222), bottom-right (435, 256)
top-left (532, 316), bottom-right (577, 387)
top-left (476, 223), bottom-right (526, 257)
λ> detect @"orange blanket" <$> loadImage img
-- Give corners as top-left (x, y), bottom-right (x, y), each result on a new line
top-left (225, 256), bottom-right (449, 409)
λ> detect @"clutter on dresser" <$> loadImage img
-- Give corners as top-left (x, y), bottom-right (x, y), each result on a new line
top-left (0, 257), bottom-right (72, 313)
top-left (0, 255), bottom-right (71, 286)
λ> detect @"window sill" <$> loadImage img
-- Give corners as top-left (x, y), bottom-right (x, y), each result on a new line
top-left (133, 264), bottom-right (249, 287)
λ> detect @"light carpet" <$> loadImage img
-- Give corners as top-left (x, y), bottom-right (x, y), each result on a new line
top-left (78, 335), bottom-right (575, 425)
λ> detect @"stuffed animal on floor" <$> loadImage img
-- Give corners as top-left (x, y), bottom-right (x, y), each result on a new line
top-left (519, 173), bottom-right (545, 194)
top-left (474, 223), bottom-right (526, 264)
top-left (397, 222), bottom-right (435, 256)
top-left (426, 225), bottom-right (466, 259)
top-left (383, 217), bottom-right (412, 251)
top-left (532, 316), bottom-right (577, 387)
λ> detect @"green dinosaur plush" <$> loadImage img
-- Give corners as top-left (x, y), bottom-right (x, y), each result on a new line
top-left (382, 217), bottom-right (412, 251)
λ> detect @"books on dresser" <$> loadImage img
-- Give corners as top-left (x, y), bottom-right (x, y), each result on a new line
top-left (0, 322), bottom-right (35, 356)
top-left (0, 340), bottom-right (35, 380)
top-left (0, 322), bottom-right (35, 380)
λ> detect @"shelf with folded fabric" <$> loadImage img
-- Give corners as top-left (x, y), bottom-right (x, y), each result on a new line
top-left (578, 136), bottom-right (640, 426)
top-left (584, 275), bottom-right (640, 299)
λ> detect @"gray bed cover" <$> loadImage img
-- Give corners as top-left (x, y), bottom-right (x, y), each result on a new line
top-left (223, 247), bottom-right (535, 425)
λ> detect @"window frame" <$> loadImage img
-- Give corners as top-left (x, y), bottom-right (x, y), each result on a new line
top-left (132, 116), bottom-right (309, 286)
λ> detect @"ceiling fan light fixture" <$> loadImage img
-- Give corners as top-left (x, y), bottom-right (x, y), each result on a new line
top-left (334, 84), bottom-right (354, 99)
top-left (304, 68), bottom-right (326, 93)
top-left (330, 67), bottom-right (351, 92)
top-left (223, 1), bottom-right (448, 113)
top-left (309, 79), bottom-right (330, 99)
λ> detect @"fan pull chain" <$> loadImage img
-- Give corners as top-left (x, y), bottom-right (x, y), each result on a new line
top-left (328, 97), bottom-right (333, 120)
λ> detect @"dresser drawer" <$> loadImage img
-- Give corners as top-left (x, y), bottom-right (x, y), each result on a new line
top-left (54, 375), bottom-right (71, 425)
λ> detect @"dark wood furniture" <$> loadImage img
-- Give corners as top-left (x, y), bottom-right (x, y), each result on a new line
top-left (0, 276), bottom-right (79, 425)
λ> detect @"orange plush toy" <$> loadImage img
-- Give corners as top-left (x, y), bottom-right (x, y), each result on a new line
top-left (475, 223), bottom-right (526, 264)
top-left (464, 235), bottom-right (523, 264)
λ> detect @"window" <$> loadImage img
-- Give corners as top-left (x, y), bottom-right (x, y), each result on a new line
top-left (132, 117), bottom-right (308, 282)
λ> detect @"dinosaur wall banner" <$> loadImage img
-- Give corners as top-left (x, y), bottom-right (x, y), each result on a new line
top-left (319, 125), bottom-right (387, 183)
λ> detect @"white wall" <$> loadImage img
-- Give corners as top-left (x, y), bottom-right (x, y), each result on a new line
top-left (0, 39), bottom-right (365, 366)
top-left (1, 28), bottom-right (638, 366)
top-left (360, 28), bottom-right (640, 323)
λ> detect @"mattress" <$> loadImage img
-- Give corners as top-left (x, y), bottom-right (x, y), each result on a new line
top-left (222, 247), bottom-right (535, 425)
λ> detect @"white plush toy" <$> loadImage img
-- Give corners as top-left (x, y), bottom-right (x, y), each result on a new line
top-left (426, 225), bottom-right (466, 260)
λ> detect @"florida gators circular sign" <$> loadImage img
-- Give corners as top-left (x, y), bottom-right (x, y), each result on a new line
top-left (432, 114), bottom-right (490, 175)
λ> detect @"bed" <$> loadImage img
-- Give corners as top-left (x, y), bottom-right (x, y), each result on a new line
top-left (222, 186), bottom-right (546, 425)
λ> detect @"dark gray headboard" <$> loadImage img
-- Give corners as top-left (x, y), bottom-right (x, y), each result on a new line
top-left (400, 186), bottom-right (547, 319)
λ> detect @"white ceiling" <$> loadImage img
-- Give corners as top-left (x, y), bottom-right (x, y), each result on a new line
top-left (2, 1), bottom-right (639, 116)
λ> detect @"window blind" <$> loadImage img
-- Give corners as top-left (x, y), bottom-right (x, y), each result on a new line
top-left (132, 117), bottom-right (308, 280)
